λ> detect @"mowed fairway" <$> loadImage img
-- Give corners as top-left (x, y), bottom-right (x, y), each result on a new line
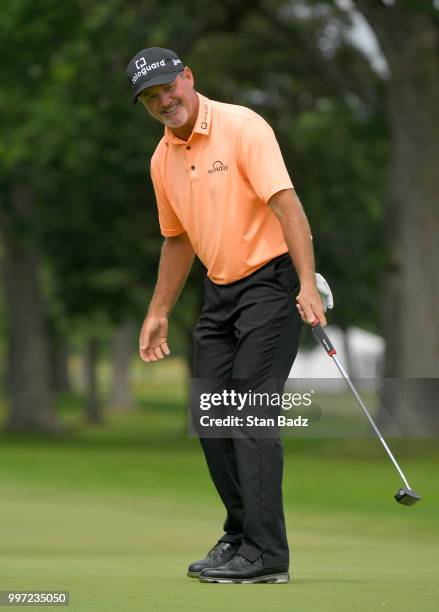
top-left (0, 402), bottom-right (438, 612)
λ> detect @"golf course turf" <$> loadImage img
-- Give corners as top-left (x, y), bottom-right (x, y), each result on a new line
top-left (0, 388), bottom-right (437, 611)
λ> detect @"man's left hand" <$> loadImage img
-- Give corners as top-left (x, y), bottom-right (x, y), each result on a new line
top-left (296, 281), bottom-right (327, 327)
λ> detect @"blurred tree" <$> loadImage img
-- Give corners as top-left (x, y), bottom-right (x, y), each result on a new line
top-left (0, 0), bottom-right (82, 432)
top-left (350, 1), bottom-right (439, 378)
top-left (108, 320), bottom-right (136, 410)
top-left (350, 0), bottom-right (439, 433)
top-left (5, 0), bottom-right (423, 432)
top-left (0, 182), bottom-right (61, 432)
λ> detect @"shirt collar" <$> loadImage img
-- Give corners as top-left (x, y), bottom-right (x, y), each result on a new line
top-left (164, 92), bottom-right (211, 145)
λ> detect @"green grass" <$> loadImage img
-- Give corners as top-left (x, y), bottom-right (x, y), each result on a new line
top-left (0, 382), bottom-right (438, 611)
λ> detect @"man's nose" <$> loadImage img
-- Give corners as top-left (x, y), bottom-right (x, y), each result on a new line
top-left (159, 91), bottom-right (173, 109)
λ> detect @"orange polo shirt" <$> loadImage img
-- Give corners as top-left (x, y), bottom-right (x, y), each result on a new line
top-left (150, 92), bottom-right (293, 284)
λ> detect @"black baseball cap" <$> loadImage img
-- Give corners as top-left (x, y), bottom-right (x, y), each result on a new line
top-left (126, 47), bottom-right (184, 104)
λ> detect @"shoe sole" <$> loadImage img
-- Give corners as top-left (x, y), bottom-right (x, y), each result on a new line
top-left (199, 573), bottom-right (290, 584)
top-left (187, 572), bottom-right (201, 578)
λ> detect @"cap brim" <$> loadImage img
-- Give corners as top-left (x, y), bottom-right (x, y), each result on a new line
top-left (132, 70), bottom-right (183, 105)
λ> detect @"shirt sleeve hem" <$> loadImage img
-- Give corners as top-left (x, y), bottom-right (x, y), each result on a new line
top-left (264, 183), bottom-right (294, 204)
top-left (161, 228), bottom-right (186, 237)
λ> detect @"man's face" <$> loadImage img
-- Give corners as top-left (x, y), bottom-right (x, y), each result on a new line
top-left (138, 67), bottom-right (197, 130)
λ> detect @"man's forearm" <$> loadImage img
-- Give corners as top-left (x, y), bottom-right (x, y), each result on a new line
top-left (269, 188), bottom-right (316, 286)
top-left (148, 233), bottom-right (195, 317)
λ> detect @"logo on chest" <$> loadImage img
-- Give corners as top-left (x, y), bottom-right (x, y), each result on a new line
top-left (208, 160), bottom-right (229, 175)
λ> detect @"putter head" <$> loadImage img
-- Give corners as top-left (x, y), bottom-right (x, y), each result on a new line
top-left (394, 488), bottom-right (421, 506)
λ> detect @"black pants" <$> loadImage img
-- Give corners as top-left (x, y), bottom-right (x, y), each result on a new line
top-left (191, 253), bottom-right (303, 568)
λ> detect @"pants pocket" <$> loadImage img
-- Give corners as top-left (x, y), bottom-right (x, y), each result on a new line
top-left (273, 261), bottom-right (299, 294)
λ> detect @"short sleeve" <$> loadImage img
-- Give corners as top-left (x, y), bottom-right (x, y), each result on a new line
top-left (238, 116), bottom-right (293, 204)
top-left (150, 161), bottom-right (185, 237)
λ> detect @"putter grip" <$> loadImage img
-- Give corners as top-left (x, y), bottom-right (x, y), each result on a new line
top-left (311, 321), bottom-right (336, 356)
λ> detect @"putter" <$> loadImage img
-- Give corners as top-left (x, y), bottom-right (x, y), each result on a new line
top-left (311, 320), bottom-right (421, 506)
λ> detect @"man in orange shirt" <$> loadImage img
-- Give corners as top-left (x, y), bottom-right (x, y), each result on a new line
top-left (127, 47), bottom-right (326, 584)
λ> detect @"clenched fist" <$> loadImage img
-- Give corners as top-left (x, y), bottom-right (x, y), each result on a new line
top-left (295, 282), bottom-right (327, 327)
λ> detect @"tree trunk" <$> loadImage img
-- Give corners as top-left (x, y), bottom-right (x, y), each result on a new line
top-left (355, 0), bottom-right (439, 376)
top-left (354, 1), bottom-right (439, 433)
top-left (108, 320), bottom-right (136, 410)
top-left (384, 66), bottom-right (439, 379)
top-left (49, 327), bottom-right (71, 393)
top-left (84, 338), bottom-right (103, 423)
top-left (0, 183), bottom-right (62, 433)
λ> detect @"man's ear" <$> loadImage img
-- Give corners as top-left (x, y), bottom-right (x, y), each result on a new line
top-left (182, 66), bottom-right (194, 86)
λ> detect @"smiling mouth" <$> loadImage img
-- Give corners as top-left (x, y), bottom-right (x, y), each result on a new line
top-left (162, 104), bottom-right (179, 115)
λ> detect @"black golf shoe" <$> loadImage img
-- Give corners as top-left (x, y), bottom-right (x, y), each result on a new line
top-left (198, 554), bottom-right (290, 584)
top-left (187, 541), bottom-right (240, 578)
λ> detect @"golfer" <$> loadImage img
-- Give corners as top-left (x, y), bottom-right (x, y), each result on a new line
top-left (126, 47), bottom-right (326, 584)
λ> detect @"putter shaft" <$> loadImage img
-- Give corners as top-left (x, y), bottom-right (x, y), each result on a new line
top-left (331, 354), bottom-right (411, 491)
top-left (311, 322), bottom-right (412, 491)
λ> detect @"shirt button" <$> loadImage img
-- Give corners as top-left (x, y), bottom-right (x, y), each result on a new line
top-left (191, 165), bottom-right (195, 170)
top-left (186, 145), bottom-right (191, 150)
